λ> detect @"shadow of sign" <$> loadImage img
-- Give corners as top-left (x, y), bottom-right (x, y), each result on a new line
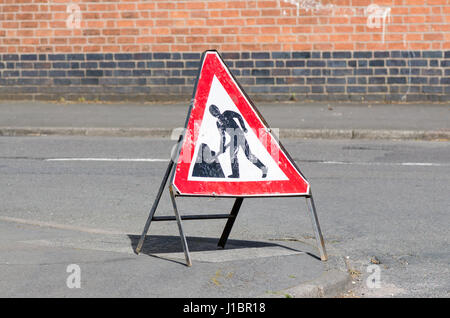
top-left (128, 234), bottom-right (320, 264)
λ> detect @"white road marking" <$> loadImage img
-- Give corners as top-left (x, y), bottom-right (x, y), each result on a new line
top-left (321, 161), bottom-right (448, 167)
top-left (400, 162), bottom-right (437, 166)
top-left (43, 158), bottom-right (448, 167)
top-left (45, 158), bottom-right (168, 162)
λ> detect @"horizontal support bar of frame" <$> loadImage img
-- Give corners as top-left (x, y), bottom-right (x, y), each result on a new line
top-left (152, 214), bottom-right (234, 221)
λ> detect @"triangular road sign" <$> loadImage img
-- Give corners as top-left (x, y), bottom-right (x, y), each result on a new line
top-left (172, 50), bottom-right (310, 197)
top-left (136, 51), bottom-right (328, 265)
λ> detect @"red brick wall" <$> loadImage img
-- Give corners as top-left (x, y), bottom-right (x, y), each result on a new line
top-left (1, 1), bottom-right (448, 102)
top-left (1, 0), bottom-right (449, 53)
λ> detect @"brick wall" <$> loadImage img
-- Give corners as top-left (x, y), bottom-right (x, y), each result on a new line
top-left (0, 0), bottom-right (449, 102)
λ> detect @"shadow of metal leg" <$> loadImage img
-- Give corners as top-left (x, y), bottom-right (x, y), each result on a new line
top-left (135, 160), bottom-right (174, 254)
top-left (169, 186), bottom-right (192, 267)
top-left (305, 194), bottom-right (328, 261)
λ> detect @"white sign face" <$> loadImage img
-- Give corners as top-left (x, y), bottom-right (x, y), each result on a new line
top-left (187, 76), bottom-right (288, 182)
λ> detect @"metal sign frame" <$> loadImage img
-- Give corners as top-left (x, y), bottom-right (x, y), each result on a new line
top-left (135, 50), bottom-right (327, 266)
top-left (134, 156), bottom-right (327, 266)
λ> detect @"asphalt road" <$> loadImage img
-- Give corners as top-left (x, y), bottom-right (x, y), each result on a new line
top-left (0, 136), bottom-right (449, 297)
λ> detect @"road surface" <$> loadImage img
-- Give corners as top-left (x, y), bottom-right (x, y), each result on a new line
top-left (0, 136), bottom-right (448, 297)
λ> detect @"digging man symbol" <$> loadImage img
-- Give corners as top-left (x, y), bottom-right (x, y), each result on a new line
top-left (192, 104), bottom-right (268, 179)
top-left (208, 104), bottom-right (268, 178)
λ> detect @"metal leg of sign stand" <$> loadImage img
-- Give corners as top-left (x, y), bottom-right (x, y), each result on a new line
top-left (305, 193), bottom-right (328, 261)
top-left (217, 197), bottom-right (244, 249)
top-left (135, 159), bottom-right (174, 255)
top-left (169, 186), bottom-right (192, 267)
top-left (134, 157), bottom-right (243, 266)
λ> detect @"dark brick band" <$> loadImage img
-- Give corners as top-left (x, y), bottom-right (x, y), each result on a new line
top-left (0, 51), bottom-right (449, 102)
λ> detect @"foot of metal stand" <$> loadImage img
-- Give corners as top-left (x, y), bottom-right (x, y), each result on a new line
top-left (305, 194), bottom-right (328, 261)
top-left (169, 186), bottom-right (192, 267)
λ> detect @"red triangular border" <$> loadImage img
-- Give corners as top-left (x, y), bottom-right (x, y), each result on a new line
top-left (172, 51), bottom-right (310, 197)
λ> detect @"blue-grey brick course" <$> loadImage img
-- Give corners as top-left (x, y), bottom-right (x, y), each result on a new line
top-left (0, 50), bottom-right (447, 102)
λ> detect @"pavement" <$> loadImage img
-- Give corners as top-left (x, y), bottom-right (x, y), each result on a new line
top-left (0, 100), bottom-right (449, 140)
top-left (0, 220), bottom-right (350, 298)
top-left (0, 100), bottom-right (449, 298)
